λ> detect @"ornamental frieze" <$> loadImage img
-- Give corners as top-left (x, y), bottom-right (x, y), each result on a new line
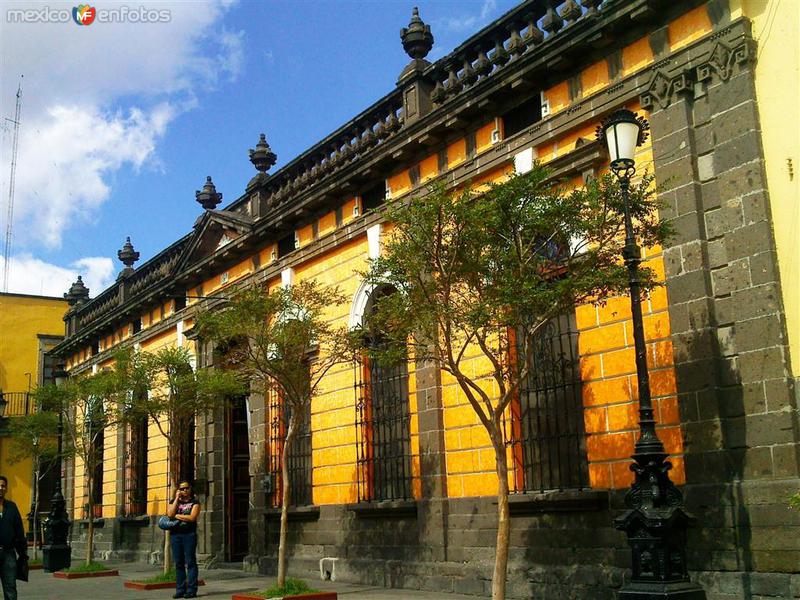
top-left (639, 33), bottom-right (756, 110)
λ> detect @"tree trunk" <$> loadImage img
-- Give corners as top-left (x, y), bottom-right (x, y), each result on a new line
top-left (276, 410), bottom-right (297, 588)
top-left (491, 435), bottom-right (511, 600)
top-left (86, 473), bottom-right (94, 565)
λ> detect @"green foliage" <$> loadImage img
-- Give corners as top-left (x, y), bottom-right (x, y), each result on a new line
top-left (257, 577), bottom-right (317, 598)
top-left (196, 279), bottom-right (355, 586)
top-left (114, 346), bottom-right (243, 445)
top-left (133, 568), bottom-right (177, 584)
top-left (6, 411), bottom-right (60, 466)
top-left (359, 163), bottom-right (668, 599)
top-left (33, 371), bottom-right (121, 483)
top-left (361, 165), bottom-right (668, 425)
top-left (790, 492), bottom-right (800, 511)
top-left (62, 560), bottom-right (108, 573)
top-left (195, 279), bottom-right (355, 409)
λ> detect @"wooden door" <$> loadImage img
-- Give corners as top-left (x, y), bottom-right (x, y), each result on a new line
top-left (226, 396), bottom-right (251, 561)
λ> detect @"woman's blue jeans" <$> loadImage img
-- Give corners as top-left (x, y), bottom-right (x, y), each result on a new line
top-left (170, 531), bottom-right (198, 596)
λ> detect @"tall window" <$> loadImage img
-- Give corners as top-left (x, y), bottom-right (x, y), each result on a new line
top-left (267, 386), bottom-right (312, 507)
top-left (506, 311), bottom-right (588, 493)
top-left (123, 416), bottom-right (148, 516)
top-left (85, 401), bottom-right (104, 519)
top-left (171, 416), bottom-right (195, 486)
top-left (354, 286), bottom-right (413, 502)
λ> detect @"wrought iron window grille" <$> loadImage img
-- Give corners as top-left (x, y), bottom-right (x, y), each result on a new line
top-left (267, 385), bottom-right (313, 508)
top-left (505, 311), bottom-right (588, 494)
top-left (122, 416), bottom-right (148, 517)
top-left (354, 349), bottom-right (414, 503)
top-left (171, 416), bottom-right (196, 487)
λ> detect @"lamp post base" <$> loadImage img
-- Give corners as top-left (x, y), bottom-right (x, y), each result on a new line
top-left (618, 581), bottom-right (706, 599)
top-left (42, 543), bottom-right (71, 573)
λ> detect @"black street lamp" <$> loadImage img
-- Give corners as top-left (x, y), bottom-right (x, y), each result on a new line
top-left (41, 362), bottom-right (72, 573)
top-left (597, 109), bottom-right (705, 599)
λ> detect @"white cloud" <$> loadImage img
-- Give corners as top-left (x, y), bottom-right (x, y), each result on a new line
top-left (437, 0), bottom-right (497, 33)
top-left (14, 103), bottom-right (176, 247)
top-left (0, 1), bottom-right (244, 250)
top-left (1, 253), bottom-right (115, 297)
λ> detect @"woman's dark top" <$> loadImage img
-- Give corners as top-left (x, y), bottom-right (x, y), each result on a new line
top-left (169, 496), bottom-right (199, 534)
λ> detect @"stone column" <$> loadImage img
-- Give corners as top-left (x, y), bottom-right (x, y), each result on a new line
top-left (643, 17), bottom-right (799, 585)
top-left (245, 388), bottom-right (268, 571)
top-left (194, 338), bottom-right (227, 565)
top-left (414, 359), bottom-right (449, 562)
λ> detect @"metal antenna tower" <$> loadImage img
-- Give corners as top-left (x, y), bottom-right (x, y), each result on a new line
top-left (2, 76), bottom-right (22, 292)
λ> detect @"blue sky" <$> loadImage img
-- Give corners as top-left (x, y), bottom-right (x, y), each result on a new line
top-left (0, 0), bottom-right (518, 297)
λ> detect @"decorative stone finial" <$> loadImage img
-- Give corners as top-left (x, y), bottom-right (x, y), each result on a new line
top-left (401, 7), bottom-right (433, 61)
top-left (195, 176), bottom-right (222, 210)
top-left (249, 133), bottom-right (277, 173)
top-left (117, 237), bottom-right (140, 269)
top-left (117, 236), bottom-right (140, 280)
top-left (64, 276), bottom-right (90, 306)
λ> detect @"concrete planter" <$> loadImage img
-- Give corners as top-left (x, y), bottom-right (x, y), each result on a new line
top-left (124, 579), bottom-right (206, 590)
top-left (53, 569), bottom-right (119, 579)
top-left (231, 592), bottom-right (337, 600)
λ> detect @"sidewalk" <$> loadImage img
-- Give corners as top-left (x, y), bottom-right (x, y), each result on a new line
top-left (19, 562), bottom-right (483, 599)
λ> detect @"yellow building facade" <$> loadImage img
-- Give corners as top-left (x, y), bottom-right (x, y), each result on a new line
top-left (0, 292), bottom-right (67, 533)
top-left (52, 2), bottom-right (799, 598)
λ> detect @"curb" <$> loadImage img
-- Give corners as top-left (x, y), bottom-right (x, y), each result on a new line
top-left (232, 592), bottom-right (337, 600)
top-left (53, 570), bottom-right (120, 579)
top-left (124, 579), bottom-right (206, 590)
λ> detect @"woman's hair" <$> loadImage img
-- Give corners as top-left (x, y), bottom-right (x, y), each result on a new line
top-left (178, 480), bottom-right (192, 489)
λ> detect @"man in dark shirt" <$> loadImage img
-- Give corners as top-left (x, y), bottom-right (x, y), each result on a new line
top-left (0, 475), bottom-right (27, 600)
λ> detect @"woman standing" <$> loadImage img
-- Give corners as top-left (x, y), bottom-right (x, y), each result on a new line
top-left (166, 480), bottom-right (200, 599)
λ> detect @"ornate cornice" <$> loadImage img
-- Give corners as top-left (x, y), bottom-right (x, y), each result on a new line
top-left (640, 22), bottom-right (756, 110)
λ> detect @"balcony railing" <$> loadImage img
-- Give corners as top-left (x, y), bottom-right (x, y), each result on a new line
top-left (0, 391), bottom-right (33, 417)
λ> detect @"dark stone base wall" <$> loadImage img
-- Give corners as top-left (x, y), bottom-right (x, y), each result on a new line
top-left (69, 517), bottom-right (165, 564)
top-left (65, 479), bottom-right (800, 600)
top-left (247, 486), bottom-right (800, 600)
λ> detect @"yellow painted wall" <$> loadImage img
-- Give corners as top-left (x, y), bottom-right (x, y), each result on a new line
top-left (287, 236), bottom-right (422, 505)
top-left (730, 0), bottom-right (799, 376)
top-left (0, 293), bottom-right (66, 531)
top-left (0, 293), bottom-right (67, 392)
top-left (0, 446), bottom-right (33, 529)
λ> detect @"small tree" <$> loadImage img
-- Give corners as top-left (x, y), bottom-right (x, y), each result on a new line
top-left (35, 371), bottom-right (120, 565)
top-left (360, 165), bottom-right (668, 599)
top-left (7, 411), bottom-right (61, 559)
top-left (196, 280), bottom-right (354, 587)
top-left (116, 346), bottom-right (242, 573)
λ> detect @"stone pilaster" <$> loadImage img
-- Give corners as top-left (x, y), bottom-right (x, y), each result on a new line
top-left (246, 388), bottom-right (268, 570)
top-left (645, 17), bottom-right (799, 577)
top-left (414, 358), bottom-right (448, 562)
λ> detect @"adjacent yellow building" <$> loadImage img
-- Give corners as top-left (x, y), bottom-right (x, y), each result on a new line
top-left (0, 292), bottom-right (67, 531)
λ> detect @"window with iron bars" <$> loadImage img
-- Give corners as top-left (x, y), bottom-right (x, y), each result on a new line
top-left (122, 416), bottom-right (148, 516)
top-left (170, 416), bottom-right (196, 487)
top-left (267, 385), bottom-right (313, 507)
top-left (505, 311), bottom-right (588, 493)
top-left (354, 349), bottom-right (413, 503)
top-left (84, 407), bottom-right (104, 519)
